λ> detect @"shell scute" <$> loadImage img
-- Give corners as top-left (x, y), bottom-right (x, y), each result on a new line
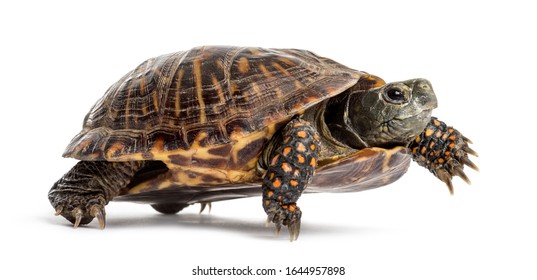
top-left (147, 129), bottom-right (187, 152)
top-left (64, 46), bottom-right (365, 162)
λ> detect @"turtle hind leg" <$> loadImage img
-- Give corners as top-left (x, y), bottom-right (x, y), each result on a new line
top-left (408, 117), bottom-right (478, 194)
top-left (262, 118), bottom-right (320, 241)
top-left (49, 160), bottom-right (145, 228)
top-left (150, 203), bottom-right (189, 214)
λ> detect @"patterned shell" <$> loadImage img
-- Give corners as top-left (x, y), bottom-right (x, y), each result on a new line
top-left (64, 46), bottom-right (364, 161)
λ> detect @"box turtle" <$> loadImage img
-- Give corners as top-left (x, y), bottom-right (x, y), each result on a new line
top-left (49, 46), bottom-right (478, 240)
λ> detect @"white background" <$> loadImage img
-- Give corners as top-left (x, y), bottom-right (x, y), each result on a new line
top-left (2, 0), bottom-right (535, 279)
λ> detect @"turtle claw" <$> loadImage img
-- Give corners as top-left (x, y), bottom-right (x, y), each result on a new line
top-left (462, 135), bottom-right (473, 144)
top-left (199, 202), bottom-right (212, 214)
top-left (447, 134), bottom-right (478, 187)
top-left (437, 169), bottom-right (454, 195)
top-left (462, 157), bottom-right (479, 172)
top-left (73, 208), bottom-right (83, 229)
top-left (453, 166), bottom-right (470, 185)
top-left (49, 191), bottom-right (107, 229)
top-left (90, 205), bottom-right (106, 229)
top-left (265, 204), bottom-right (302, 241)
top-left (54, 206), bottom-right (63, 216)
top-left (266, 212), bottom-right (282, 235)
top-left (288, 221), bottom-right (301, 242)
top-left (274, 223), bottom-right (282, 237)
top-left (436, 142), bottom-right (477, 194)
top-left (61, 203), bottom-right (106, 229)
top-left (437, 156), bottom-right (475, 194)
top-left (462, 145), bottom-right (478, 157)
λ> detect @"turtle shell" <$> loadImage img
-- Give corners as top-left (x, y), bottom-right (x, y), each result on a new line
top-left (64, 46), bottom-right (368, 164)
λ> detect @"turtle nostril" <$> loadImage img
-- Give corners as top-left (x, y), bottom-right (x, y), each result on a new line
top-left (417, 93), bottom-right (428, 105)
top-left (414, 79), bottom-right (432, 90)
top-left (416, 91), bottom-right (438, 109)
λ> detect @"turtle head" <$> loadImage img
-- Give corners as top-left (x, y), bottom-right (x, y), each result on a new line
top-left (342, 78), bottom-right (438, 148)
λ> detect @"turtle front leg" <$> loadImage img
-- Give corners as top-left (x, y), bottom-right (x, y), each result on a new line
top-left (48, 161), bottom-right (144, 228)
top-left (408, 117), bottom-right (478, 194)
top-left (262, 118), bottom-right (320, 241)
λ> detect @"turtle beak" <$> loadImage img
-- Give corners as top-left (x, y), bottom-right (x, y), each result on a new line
top-left (411, 79), bottom-right (438, 111)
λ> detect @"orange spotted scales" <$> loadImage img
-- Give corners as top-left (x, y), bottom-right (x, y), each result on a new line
top-left (50, 46), bottom-right (477, 240)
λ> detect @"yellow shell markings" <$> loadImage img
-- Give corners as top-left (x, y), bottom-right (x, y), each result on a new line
top-left (193, 58), bottom-right (206, 123)
top-left (238, 57), bottom-right (250, 74)
top-left (248, 47), bottom-right (262, 56)
top-left (71, 138), bottom-right (98, 159)
top-left (258, 63), bottom-right (273, 79)
top-left (274, 87), bottom-right (284, 99)
top-left (174, 68), bottom-right (184, 117)
top-left (250, 82), bottom-right (263, 98)
top-left (374, 146), bottom-right (407, 184)
top-left (128, 57), bottom-right (158, 128)
top-left (124, 84), bottom-right (133, 129)
top-left (105, 141), bottom-right (126, 159)
top-left (294, 79), bottom-right (304, 90)
top-left (215, 58), bottom-right (225, 71)
top-left (127, 124), bottom-right (279, 194)
top-left (373, 146), bottom-right (407, 173)
top-left (149, 82), bottom-right (160, 112)
top-left (276, 57), bottom-right (297, 67)
top-left (316, 146), bottom-right (407, 172)
top-left (211, 74), bottom-right (226, 104)
top-left (271, 62), bottom-right (291, 76)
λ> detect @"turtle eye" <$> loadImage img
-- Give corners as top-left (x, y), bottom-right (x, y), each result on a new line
top-left (384, 88), bottom-right (407, 104)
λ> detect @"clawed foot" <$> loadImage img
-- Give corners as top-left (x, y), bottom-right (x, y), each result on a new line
top-left (266, 203), bottom-right (301, 241)
top-left (434, 134), bottom-right (478, 194)
top-left (409, 117), bottom-right (479, 194)
top-left (50, 193), bottom-right (107, 229)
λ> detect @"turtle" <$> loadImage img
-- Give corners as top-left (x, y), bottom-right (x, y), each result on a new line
top-left (49, 46), bottom-right (478, 240)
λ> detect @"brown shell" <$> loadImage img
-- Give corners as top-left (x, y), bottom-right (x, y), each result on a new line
top-left (63, 46), bottom-right (365, 161)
